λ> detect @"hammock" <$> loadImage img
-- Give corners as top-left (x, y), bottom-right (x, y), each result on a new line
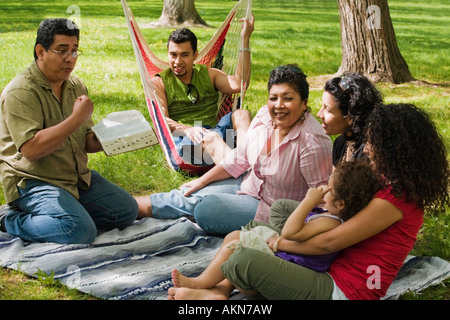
top-left (121, 0), bottom-right (252, 174)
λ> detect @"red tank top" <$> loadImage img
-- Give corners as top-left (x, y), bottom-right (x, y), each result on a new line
top-left (328, 186), bottom-right (423, 300)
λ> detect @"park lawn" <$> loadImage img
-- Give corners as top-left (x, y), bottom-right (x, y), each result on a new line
top-left (0, 0), bottom-right (448, 300)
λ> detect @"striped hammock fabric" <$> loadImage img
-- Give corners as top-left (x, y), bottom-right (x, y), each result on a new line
top-left (121, 0), bottom-right (252, 174)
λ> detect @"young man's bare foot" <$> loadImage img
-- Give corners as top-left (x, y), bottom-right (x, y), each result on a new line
top-left (167, 286), bottom-right (229, 300)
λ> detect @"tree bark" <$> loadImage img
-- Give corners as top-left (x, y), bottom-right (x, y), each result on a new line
top-left (337, 0), bottom-right (415, 83)
top-left (151, 0), bottom-right (212, 28)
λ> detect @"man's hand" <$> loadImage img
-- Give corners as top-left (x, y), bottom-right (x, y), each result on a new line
top-left (183, 126), bottom-right (209, 144)
top-left (240, 13), bottom-right (255, 40)
top-left (72, 95), bottom-right (94, 124)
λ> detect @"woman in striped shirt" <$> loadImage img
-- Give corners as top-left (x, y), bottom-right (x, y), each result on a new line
top-left (135, 64), bottom-right (332, 235)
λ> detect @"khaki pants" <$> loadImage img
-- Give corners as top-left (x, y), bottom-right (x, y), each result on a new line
top-left (221, 246), bottom-right (334, 300)
top-left (220, 198), bottom-right (334, 300)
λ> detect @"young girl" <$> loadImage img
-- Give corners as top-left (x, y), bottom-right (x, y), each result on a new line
top-left (170, 161), bottom-right (380, 291)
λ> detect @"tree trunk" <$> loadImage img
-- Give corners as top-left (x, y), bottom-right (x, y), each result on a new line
top-left (337, 0), bottom-right (415, 83)
top-left (152, 0), bottom-right (212, 28)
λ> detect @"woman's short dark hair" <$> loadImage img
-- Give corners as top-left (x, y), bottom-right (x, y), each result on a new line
top-left (34, 18), bottom-right (80, 60)
top-left (167, 28), bottom-right (198, 53)
top-left (268, 64), bottom-right (309, 102)
top-left (324, 72), bottom-right (383, 148)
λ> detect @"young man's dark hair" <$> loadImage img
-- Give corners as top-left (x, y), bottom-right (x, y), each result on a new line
top-left (34, 18), bottom-right (79, 60)
top-left (167, 28), bottom-right (198, 52)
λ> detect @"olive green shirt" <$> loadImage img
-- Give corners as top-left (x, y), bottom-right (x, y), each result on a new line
top-left (157, 64), bottom-right (219, 128)
top-left (0, 61), bottom-right (93, 203)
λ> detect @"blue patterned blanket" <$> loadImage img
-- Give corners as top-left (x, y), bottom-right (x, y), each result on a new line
top-left (0, 217), bottom-right (448, 300)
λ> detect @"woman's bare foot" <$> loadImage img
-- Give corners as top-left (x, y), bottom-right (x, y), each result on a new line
top-left (167, 286), bottom-right (229, 300)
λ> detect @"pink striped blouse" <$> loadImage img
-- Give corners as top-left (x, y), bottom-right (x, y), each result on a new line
top-left (221, 106), bottom-right (332, 223)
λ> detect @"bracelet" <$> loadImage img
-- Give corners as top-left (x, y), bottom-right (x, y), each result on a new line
top-left (272, 236), bottom-right (281, 252)
top-left (239, 48), bottom-right (251, 52)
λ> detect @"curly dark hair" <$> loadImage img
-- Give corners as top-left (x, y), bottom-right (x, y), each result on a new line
top-left (332, 161), bottom-right (381, 221)
top-left (324, 72), bottom-right (383, 149)
top-left (268, 64), bottom-right (309, 103)
top-left (365, 103), bottom-right (449, 212)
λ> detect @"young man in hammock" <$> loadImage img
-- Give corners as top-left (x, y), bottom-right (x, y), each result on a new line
top-left (152, 14), bottom-right (255, 165)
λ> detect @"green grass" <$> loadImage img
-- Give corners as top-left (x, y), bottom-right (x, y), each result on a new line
top-left (0, 0), bottom-right (448, 300)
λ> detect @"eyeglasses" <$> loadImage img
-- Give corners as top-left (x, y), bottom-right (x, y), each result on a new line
top-left (186, 84), bottom-right (199, 104)
top-left (48, 48), bottom-right (82, 59)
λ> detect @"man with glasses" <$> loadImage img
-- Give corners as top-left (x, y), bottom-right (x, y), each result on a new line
top-left (153, 16), bottom-right (254, 165)
top-left (0, 18), bottom-right (138, 244)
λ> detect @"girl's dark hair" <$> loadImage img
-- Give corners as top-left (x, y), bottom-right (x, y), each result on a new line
top-left (268, 64), bottom-right (309, 102)
top-left (167, 28), bottom-right (198, 52)
top-left (34, 18), bottom-right (80, 60)
top-left (332, 161), bottom-right (381, 221)
top-left (366, 103), bottom-right (449, 212)
top-left (324, 72), bottom-right (383, 148)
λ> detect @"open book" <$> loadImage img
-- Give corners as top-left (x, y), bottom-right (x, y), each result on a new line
top-left (92, 110), bottom-right (158, 156)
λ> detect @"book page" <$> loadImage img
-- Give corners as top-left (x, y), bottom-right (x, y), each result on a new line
top-left (92, 110), bottom-right (158, 155)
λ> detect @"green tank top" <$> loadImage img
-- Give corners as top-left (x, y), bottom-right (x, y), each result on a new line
top-left (158, 64), bottom-right (219, 128)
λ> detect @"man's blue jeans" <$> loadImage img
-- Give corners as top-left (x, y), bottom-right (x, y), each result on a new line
top-left (175, 112), bottom-right (235, 165)
top-left (4, 171), bottom-right (138, 244)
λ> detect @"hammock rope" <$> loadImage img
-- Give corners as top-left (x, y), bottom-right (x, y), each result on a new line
top-left (121, 0), bottom-right (252, 174)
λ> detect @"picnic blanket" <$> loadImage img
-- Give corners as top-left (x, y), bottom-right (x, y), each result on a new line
top-left (0, 217), bottom-right (448, 300)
